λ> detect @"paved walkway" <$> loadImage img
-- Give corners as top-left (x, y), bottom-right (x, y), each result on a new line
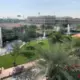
top-left (36, 75), bottom-right (46, 80)
top-left (0, 61), bottom-right (36, 79)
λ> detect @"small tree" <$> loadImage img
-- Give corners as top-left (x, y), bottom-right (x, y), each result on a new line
top-left (20, 25), bottom-right (37, 42)
top-left (10, 42), bottom-right (22, 66)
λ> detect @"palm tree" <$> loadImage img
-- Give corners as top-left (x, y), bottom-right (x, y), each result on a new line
top-left (70, 37), bottom-right (80, 58)
top-left (36, 42), bottom-right (79, 80)
top-left (48, 32), bottom-right (72, 44)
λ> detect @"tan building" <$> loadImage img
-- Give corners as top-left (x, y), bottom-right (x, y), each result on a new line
top-left (27, 16), bottom-right (56, 26)
top-left (27, 16), bottom-right (80, 27)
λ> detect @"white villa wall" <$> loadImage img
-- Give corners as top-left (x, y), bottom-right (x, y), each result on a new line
top-left (0, 27), bottom-right (2, 47)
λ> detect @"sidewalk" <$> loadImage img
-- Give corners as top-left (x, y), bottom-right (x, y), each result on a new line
top-left (0, 61), bottom-right (36, 79)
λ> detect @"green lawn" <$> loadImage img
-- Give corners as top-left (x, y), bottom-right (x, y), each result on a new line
top-left (27, 39), bottom-right (49, 48)
top-left (0, 54), bottom-right (27, 69)
top-left (0, 39), bottom-right (49, 69)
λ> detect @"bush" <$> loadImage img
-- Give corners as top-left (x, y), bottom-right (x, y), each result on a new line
top-left (26, 46), bottom-right (35, 50)
top-left (38, 42), bottom-right (45, 45)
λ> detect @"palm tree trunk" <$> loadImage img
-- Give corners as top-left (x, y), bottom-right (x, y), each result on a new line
top-left (13, 58), bottom-right (17, 67)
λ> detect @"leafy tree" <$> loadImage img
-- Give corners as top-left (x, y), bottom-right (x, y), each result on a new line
top-left (41, 24), bottom-right (53, 30)
top-left (41, 24), bottom-right (45, 30)
top-left (2, 28), bottom-right (18, 43)
top-left (22, 25), bottom-right (37, 42)
top-left (3, 25), bottom-right (37, 42)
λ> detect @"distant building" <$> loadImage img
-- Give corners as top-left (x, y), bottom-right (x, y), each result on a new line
top-left (72, 33), bottom-right (80, 38)
top-left (27, 16), bottom-right (56, 26)
top-left (0, 22), bottom-right (26, 29)
top-left (0, 16), bottom-right (80, 29)
top-left (27, 16), bottom-right (80, 27)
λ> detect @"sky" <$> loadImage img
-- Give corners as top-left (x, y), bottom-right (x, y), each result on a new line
top-left (0, 0), bottom-right (80, 18)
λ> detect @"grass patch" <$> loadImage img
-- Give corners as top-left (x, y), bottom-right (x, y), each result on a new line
top-left (0, 54), bottom-right (27, 69)
top-left (28, 39), bottom-right (49, 48)
top-left (0, 39), bottom-right (49, 69)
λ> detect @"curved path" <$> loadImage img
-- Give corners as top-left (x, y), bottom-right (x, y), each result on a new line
top-left (0, 61), bottom-right (36, 79)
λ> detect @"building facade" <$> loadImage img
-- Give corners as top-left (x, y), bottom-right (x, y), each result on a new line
top-left (27, 16), bottom-right (56, 26)
top-left (27, 16), bottom-right (80, 27)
